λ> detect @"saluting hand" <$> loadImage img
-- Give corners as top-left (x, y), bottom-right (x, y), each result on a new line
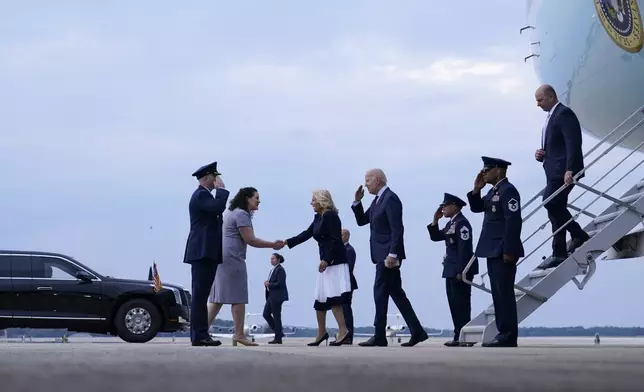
top-left (432, 206), bottom-right (443, 224)
top-left (355, 185), bottom-right (364, 202)
top-left (214, 176), bottom-right (225, 189)
top-left (473, 171), bottom-right (485, 192)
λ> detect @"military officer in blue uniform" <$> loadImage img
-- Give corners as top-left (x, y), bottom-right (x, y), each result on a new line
top-left (183, 161), bottom-right (230, 347)
top-left (427, 193), bottom-right (478, 347)
top-left (466, 156), bottom-right (523, 348)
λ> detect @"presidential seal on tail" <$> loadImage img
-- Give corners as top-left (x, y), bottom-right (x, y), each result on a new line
top-left (595, 0), bottom-right (643, 53)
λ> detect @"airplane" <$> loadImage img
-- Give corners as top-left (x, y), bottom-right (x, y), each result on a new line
top-left (209, 312), bottom-right (297, 342)
top-left (522, 0), bottom-right (644, 153)
top-left (519, 0), bottom-right (644, 258)
top-left (354, 313), bottom-right (444, 344)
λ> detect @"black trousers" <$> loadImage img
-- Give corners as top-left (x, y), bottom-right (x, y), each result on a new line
top-left (263, 298), bottom-right (284, 339)
top-left (373, 263), bottom-right (423, 339)
top-left (342, 291), bottom-right (354, 337)
top-left (445, 277), bottom-right (472, 340)
top-left (190, 261), bottom-right (218, 342)
top-left (543, 179), bottom-right (587, 256)
top-left (486, 257), bottom-right (518, 342)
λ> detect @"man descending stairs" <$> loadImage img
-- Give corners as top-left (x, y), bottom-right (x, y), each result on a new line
top-left (459, 103), bottom-right (644, 347)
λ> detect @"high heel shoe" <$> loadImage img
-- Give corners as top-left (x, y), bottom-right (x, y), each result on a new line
top-left (232, 336), bottom-right (259, 347)
top-left (307, 332), bottom-right (329, 346)
top-left (329, 332), bottom-right (351, 346)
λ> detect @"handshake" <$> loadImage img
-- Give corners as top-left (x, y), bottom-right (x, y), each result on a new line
top-left (272, 240), bottom-right (286, 250)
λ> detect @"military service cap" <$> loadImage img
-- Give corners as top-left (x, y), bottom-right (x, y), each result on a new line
top-left (441, 192), bottom-right (467, 208)
top-left (481, 156), bottom-right (511, 170)
top-left (192, 161), bottom-right (221, 178)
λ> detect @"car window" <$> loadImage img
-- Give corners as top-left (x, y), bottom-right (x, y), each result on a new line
top-left (0, 256), bottom-right (10, 278)
top-left (31, 256), bottom-right (80, 280)
top-left (11, 255), bottom-right (32, 278)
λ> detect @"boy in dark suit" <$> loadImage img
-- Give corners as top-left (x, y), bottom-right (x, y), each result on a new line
top-left (263, 252), bottom-right (288, 344)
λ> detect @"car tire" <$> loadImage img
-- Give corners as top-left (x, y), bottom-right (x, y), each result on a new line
top-left (114, 298), bottom-right (161, 343)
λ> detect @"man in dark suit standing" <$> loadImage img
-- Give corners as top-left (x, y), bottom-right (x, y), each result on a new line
top-left (351, 168), bottom-right (428, 347)
top-left (467, 156), bottom-right (523, 347)
top-left (535, 85), bottom-right (591, 270)
top-left (183, 161), bottom-right (229, 347)
top-left (427, 193), bottom-right (477, 347)
top-left (263, 252), bottom-right (288, 344)
top-left (341, 228), bottom-right (358, 344)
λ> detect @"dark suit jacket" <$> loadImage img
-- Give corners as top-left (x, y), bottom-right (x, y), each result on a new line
top-left (466, 178), bottom-right (524, 259)
top-left (427, 212), bottom-right (478, 279)
top-left (265, 264), bottom-right (288, 302)
top-left (542, 103), bottom-right (585, 181)
top-left (351, 187), bottom-right (406, 265)
top-left (183, 186), bottom-right (230, 264)
top-left (286, 210), bottom-right (348, 266)
top-left (345, 243), bottom-right (358, 291)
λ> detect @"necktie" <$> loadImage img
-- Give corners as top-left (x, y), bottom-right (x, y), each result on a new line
top-left (541, 112), bottom-right (551, 149)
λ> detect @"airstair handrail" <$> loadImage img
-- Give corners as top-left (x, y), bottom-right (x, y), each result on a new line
top-left (462, 104), bottom-right (644, 292)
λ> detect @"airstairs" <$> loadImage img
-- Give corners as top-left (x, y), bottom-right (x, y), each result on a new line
top-left (459, 104), bottom-right (644, 345)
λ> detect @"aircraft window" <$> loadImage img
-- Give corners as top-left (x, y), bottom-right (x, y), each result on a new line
top-left (0, 256), bottom-right (10, 278)
top-left (31, 256), bottom-right (80, 279)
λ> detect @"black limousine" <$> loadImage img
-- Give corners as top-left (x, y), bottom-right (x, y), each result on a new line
top-left (0, 250), bottom-right (190, 343)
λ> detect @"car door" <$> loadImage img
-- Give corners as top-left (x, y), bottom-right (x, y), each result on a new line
top-left (0, 255), bottom-right (12, 320)
top-left (29, 255), bottom-right (105, 327)
top-left (9, 254), bottom-right (35, 324)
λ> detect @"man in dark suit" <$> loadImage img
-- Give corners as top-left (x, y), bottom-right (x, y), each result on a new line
top-left (341, 228), bottom-right (358, 344)
top-left (351, 168), bottom-right (428, 347)
top-left (263, 252), bottom-right (288, 344)
top-left (183, 161), bottom-right (230, 347)
top-left (535, 85), bottom-right (591, 270)
top-left (467, 156), bottom-right (523, 347)
top-left (427, 193), bottom-right (477, 347)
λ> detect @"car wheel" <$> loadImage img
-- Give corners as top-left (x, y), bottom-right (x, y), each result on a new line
top-left (114, 298), bottom-right (161, 343)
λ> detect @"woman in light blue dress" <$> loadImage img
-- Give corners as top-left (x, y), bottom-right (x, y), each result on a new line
top-left (206, 187), bottom-right (283, 346)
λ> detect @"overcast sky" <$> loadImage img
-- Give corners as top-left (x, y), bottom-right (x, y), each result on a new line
top-left (2, 0), bottom-right (643, 329)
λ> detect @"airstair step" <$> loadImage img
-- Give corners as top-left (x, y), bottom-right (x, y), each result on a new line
top-left (461, 325), bottom-right (485, 334)
top-left (620, 191), bottom-right (644, 204)
top-left (593, 211), bottom-right (621, 225)
top-left (528, 268), bottom-right (555, 279)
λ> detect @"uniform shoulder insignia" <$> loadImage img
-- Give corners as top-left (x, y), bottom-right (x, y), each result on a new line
top-left (508, 198), bottom-right (519, 212)
top-left (459, 225), bottom-right (470, 241)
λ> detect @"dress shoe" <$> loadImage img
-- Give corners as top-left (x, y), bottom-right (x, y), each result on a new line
top-left (191, 337), bottom-right (222, 347)
top-left (307, 332), bottom-right (329, 346)
top-left (444, 340), bottom-right (460, 347)
top-left (458, 341), bottom-right (475, 347)
top-left (268, 339), bottom-right (282, 344)
top-left (482, 339), bottom-right (517, 347)
top-left (567, 233), bottom-right (591, 253)
top-left (537, 255), bottom-right (566, 270)
top-left (358, 336), bottom-right (388, 347)
top-left (401, 332), bottom-right (428, 347)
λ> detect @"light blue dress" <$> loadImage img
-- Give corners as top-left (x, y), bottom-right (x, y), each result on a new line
top-left (208, 208), bottom-right (252, 304)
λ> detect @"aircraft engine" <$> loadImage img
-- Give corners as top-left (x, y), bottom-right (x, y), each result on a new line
top-left (250, 324), bottom-right (261, 332)
top-left (228, 327), bottom-right (234, 334)
top-left (386, 325), bottom-right (392, 331)
top-left (398, 325), bottom-right (406, 332)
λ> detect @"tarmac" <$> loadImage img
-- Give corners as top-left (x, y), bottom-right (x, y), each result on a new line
top-left (2, 336), bottom-right (644, 391)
